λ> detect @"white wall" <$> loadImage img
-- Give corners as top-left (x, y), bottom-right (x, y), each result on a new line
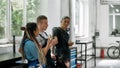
top-left (46, 0), bottom-right (70, 35)
top-left (89, 0), bottom-right (97, 37)
top-left (84, 1), bottom-right (89, 38)
top-left (96, 0), bottom-right (120, 48)
top-left (37, 0), bottom-right (61, 35)
top-left (61, 0), bottom-right (70, 17)
top-left (38, 0), bottom-right (48, 16)
top-left (46, 0), bottom-right (61, 35)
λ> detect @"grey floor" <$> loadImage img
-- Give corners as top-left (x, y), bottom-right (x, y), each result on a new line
top-left (81, 58), bottom-right (120, 68)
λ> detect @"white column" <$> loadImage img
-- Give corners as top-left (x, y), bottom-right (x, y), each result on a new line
top-left (69, 0), bottom-right (75, 44)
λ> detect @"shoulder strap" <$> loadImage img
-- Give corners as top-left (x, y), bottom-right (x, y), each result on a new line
top-left (44, 32), bottom-right (48, 36)
top-left (39, 32), bottom-right (48, 40)
top-left (39, 34), bottom-right (46, 40)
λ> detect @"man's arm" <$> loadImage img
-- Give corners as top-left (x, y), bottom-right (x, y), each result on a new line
top-left (52, 27), bottom-right (59, 37)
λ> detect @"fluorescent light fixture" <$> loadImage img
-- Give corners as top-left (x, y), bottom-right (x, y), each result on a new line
top-left (110, 4), bottom-right (114, 8)
top-left (116, 9), bottom-right (119, 12)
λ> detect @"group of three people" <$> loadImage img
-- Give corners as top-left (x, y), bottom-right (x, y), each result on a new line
top-left (19, 15), bottom-right (73, 68)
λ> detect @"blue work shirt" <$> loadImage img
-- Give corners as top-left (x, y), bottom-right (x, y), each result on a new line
top-left (24, 39), bottom-right (38, 61)
top-left (23, 39), bottom-right (46, 68)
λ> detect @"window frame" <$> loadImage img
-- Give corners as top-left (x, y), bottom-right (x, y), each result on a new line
top-left (109, 5), bottom-right (120, 36)
top-left (0, 0), bottom-right (26, 43)
top-left (0, 0), bottom-right (41, 44)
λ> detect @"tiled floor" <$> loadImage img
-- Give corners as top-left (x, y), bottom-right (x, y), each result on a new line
top-left (81, 58), bottom-right (120, 68)
top-left (95, 59), bottom-right (120, 68)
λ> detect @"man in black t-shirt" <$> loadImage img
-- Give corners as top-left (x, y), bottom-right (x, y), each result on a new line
top-left (52, 16), bottom-right (73, 68)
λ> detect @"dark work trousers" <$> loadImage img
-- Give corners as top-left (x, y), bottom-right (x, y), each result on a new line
top-left (55, 56), bottom-right (67, 68)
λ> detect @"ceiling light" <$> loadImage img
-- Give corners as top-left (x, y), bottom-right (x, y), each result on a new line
top-left (116, 9), bottom-right (119, 12)
top-left (110, 4), bottom-right (114, 8)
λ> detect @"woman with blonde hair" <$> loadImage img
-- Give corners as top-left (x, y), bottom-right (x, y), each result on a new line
top-left (20, 22), bottom-right (56, 68)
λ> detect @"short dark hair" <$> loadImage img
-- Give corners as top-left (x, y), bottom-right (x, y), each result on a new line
top-left (62, 16), bottom-right (70, 20)
top-left (37, 15), bottom-right (47, 23)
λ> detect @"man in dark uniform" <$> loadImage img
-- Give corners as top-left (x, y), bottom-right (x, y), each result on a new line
top-left (52, 16), bottom-right (73, 68)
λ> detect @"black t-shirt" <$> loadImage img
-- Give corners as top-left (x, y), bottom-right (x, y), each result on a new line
top-left (52, 27), bottom-right (70, 61)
